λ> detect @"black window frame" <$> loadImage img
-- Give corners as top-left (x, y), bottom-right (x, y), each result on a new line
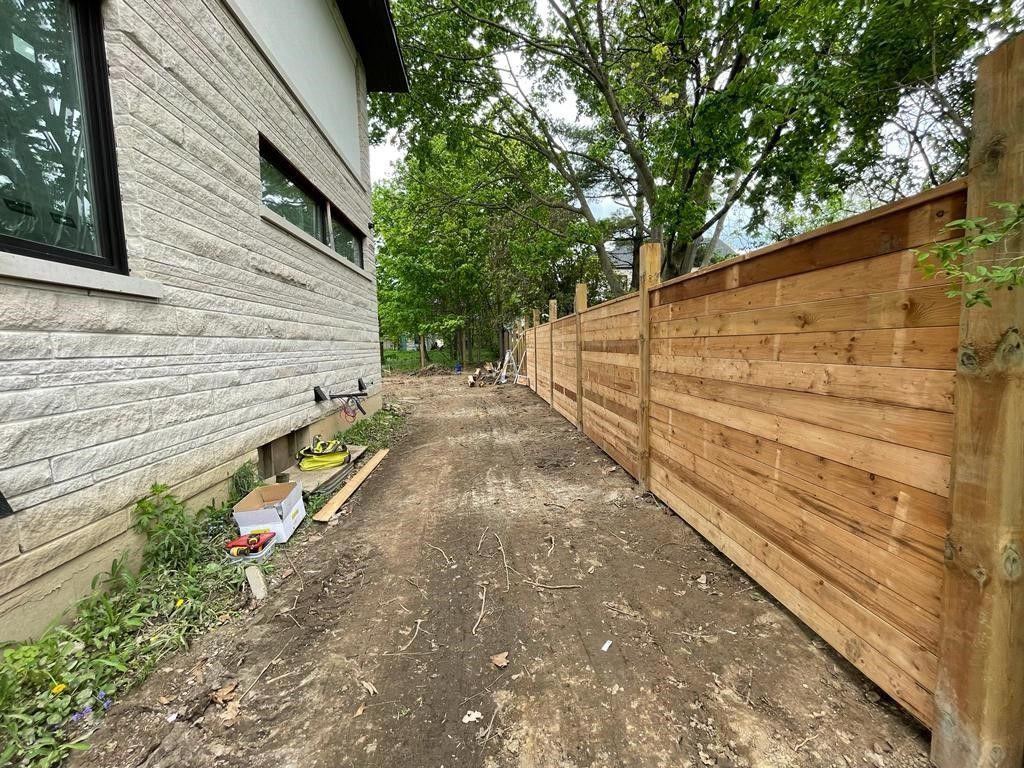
top-left (258, 135), bottom-right (364, 270)
top-left (0, 0), bottom-right (128, 274)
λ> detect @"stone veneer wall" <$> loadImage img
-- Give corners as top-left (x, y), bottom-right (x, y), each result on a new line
top-left (0, 0), bottom-right (382, 639)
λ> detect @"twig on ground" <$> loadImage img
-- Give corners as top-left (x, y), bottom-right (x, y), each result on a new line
top-left (405, 577), bottom-right (428, 597)
top-left (400, 618), bottom-right (424, 652)
top-left (546, 534), bottom-right (555, 557)
top-left (522, 578), bottom-right (581, 591)
top-left (472, 586), bottom-right (487, 635)
top-left (508, 564), bottom-right (581, 591)
top-left (493, 533), bottom-right (511, 592)
top-left (794, 733), bottom-right (819, 752)
top-left (264, 668), bottom-right (302, 687)
top-left (479, 702), bottom-right (503, 742)
top-left (427, 543), bottom-right (454, 567)
top-left (241, 640), bottom-right (293, 700)
top-left (458, 671), bottom-right (509, 708)
top-left (477, 526), bottom-right (490, 553)
top-left (282, 548), bottom-right (305, 590)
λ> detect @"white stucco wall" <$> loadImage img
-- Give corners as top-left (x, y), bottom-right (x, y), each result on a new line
top-left (226, 0), bottom-right (363, 173)
top-left (0, 0), bottom-right (381, 640)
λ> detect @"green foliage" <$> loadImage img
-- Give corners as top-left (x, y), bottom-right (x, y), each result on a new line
top-left (374, 137), bottom-right (604, 351)
top-left (336, 402), bottom-right (407, 455)
top-left (917, 201), bottom-right (1024, 307)
top-left (374, 0), bottom-right (1017, 278)
top-left (0, 464), bottom-right (260, 767)
top-left (382, 347), bottom-right (458, 372)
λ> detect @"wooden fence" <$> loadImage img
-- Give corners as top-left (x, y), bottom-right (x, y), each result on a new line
top-left (519, 32), bottom-right (1024, 768)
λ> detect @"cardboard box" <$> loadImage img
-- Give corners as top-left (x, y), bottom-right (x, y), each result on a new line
top-left (232, 481), bottom-right (306, 543)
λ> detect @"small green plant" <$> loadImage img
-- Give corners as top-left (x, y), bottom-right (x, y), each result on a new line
top-left (917, 200), bottom-right (1024, 307)
top-left (0, 464), bottom-right (259, 767)
top-left (335, 401), bottom-right (407, 454)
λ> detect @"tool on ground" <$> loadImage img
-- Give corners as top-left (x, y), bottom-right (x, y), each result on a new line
top-left (224, 531), bottom-right (276, 557)
top-left (296, 436), bottom-right (350, 471)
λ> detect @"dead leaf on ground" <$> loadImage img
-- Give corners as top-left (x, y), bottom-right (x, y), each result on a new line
top-left (221, 699), bottom-right (241, 724)
top-left (353, 703), bottom-right (366, 718)
top-left (157, 695), bottom-right (172, 706)
top-left (211, 681), bottom-right (238, 706)
top-left (360, 680), bottom-right (378, 696)
top-left (602, 466), bottom-right (618, 475)
top-left (462, 710), bottom-right (483, 723)
top-left (490, 651), bottom-right (509, 668)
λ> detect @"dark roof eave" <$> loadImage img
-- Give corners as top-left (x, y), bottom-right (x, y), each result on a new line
top-left (338, 0), bottom-right (410, 93)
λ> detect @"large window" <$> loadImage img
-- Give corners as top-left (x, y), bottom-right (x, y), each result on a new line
top-left (0, 0), bottom-right (127, 271)
top-left (259, 137), bottom-right (364, 269)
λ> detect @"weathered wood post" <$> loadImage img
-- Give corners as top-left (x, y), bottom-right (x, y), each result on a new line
top-left (532, 308), bottom-right (541, 393)
top-left (418, 334), bottom-right (426, 369)
top-left (548, 299), bottom-right (558, 406)
top-left (637, 242), bottom-right (662, 493)
top-left (574, 283), bottom-right (588, 430)
top-left (932, 33), bottom-right (1024, 768)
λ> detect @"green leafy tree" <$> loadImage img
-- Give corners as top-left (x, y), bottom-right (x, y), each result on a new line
top-left (374, 0), bottom-right (1012, 283)
top-left (373, 137), bottom-right (603, 360)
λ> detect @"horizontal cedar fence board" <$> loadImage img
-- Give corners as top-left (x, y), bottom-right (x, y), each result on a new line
top-left (583, 365), bottom-right (639, 396)
top-left (652, 181), bottom-right (966, 307)
top-left (651, 405), bottom-right (948, 536)
top-left (583, 291), bottom-right (640, 320)
top-left (650, 371), bottom-right (954, 454)
top-left (647, 418), bottom-right (944, 572)
top-left (650, 355), bottom-right (954, 413)
top-left (582, 313), bottom-right (640, 335)
top-left (649, 326), bottom-right (959, 370)
top-left (651, 284), bottom-right (961, 340)
top-left (650, 249), bottom-right (951, 323)
top-left (517, 181), bottom-right (964, 727)
top-left (649, 389), bottom-right (950, 496)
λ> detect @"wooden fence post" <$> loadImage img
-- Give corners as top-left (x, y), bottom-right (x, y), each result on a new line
top-left (548, 299), bottom-right (557, 407)
top-left (932, 34), bottom-right (1024, 768)
top-left (574, 283), bottom-right (587, 430)
top-left (637, 242), bottom-right (661, 493)
top-left (532, 309), bottom-right (540, 393)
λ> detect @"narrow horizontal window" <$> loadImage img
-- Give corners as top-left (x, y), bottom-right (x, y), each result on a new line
top-left (0, 0), bottom-right (127, 272)
top-left (258, 136), bottom-right (364, 270)
top-left (259, 143), bottom-right (325, 242)
top-left (330, 208), bottom-right (363, 268)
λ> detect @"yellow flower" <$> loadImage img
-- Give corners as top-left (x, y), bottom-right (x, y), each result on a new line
top-left (51, 683), bottom-right (67, 695)
top-left (175, 598), bottom-right (184, 608)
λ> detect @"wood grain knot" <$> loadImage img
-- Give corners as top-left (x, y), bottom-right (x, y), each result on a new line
top-left (972, 566), bottom-right (989, 586)
top-left (1001, 543), bottom-right (1022, 581)
top-left (959, 346), bottom-right (980, 372)
top-left (995, 328), bottom-right (1023, 369)
top-left (980, 132), bottom-right (1007, 175)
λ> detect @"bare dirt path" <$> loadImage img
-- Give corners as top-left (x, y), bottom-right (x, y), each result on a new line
top-left (73, 375), bottom-right (931, 768)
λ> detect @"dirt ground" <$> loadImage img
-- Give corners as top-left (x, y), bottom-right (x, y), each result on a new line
top-left (72, 375), bottom-right (932, 768)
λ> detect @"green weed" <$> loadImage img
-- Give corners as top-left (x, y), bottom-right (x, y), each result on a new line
top-left (0, 462), bottom-right (262, 767)
top-left (335, 401), bottom-right (407, 454)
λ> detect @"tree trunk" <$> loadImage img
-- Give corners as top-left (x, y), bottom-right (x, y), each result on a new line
top-left (418, 335), bottom-right (426, 369)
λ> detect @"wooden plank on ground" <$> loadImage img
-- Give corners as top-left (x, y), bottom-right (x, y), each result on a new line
top-left (312, 449), bottom-right (390, 522)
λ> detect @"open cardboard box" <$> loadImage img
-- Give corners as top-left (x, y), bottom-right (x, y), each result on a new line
top-left (232, 481), bottom-right (305, 544)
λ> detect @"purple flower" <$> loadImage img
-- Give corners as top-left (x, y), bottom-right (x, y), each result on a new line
top-left (97, 691), bottom-right (112, 710)
top-left (70, 706), bottom-right (93, 722)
